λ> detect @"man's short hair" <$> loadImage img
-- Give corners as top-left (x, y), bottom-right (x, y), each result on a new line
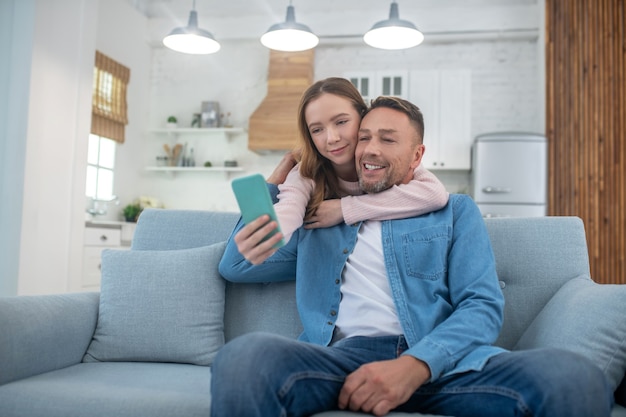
top-left (368, 96), bottom-right (425, 144)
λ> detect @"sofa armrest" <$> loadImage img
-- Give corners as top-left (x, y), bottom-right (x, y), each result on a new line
top-left (0, 292), bottom-right (99, 385)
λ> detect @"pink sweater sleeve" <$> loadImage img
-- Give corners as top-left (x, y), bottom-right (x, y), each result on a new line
top-left (341, 164), bottom-right (449, 225)
top-left (275, 165), bottom-right (315, 243)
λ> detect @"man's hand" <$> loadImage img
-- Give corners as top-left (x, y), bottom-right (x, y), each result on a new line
top-left (267, 151), bottom-right (298, 185)
top-left (234, 215), bottom-right (284, 265)
top-left (338, 355), bottom-right (431, 416)
top-left (304, 199), bottom-right (344, 229)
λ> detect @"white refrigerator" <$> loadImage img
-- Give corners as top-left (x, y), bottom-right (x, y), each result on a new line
top-left (471, 132), bottom-right (547, 218)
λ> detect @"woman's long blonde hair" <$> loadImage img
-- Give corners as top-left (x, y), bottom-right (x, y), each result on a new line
top-left (296, 77), bottom-right (367, 219)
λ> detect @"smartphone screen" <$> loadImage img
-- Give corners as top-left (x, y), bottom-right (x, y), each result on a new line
top-left (231, 173), bottom-right (285, 248)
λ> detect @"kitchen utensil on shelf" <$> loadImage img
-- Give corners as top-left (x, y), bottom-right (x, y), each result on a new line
top-left (171, 143), bottom-right (183, 166)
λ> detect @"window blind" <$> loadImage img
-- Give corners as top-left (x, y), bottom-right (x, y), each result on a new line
top-left (91, 51), bottom-right (130, 144)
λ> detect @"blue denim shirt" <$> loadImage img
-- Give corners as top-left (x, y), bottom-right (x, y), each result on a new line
top-left (219, 188), bottom-right (506, 381)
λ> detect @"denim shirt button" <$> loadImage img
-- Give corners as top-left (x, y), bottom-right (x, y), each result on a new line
top-left (327, 321), bottom-right (333, 326)
top-left (330, 310), bottom-right (337, 316)
top-left (335, 279), bottom-right (340, 284)
top-left (342, 248), bottom-right (349, 254)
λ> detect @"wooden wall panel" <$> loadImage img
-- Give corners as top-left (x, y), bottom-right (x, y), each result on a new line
top-left (546, 0), bottom-right (626, 284)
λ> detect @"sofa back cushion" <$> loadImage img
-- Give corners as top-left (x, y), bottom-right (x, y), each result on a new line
top-left (132, 209), bottom-right (240, 251)
top-left (224, 281), bottom-right (302, 342)
top-left (131, 210), bottom-right (593, 351)
top-left (484, 216), bottom-right (590, 349)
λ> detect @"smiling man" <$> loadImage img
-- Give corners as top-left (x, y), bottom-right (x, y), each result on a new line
top-left (213, 96), bottom-right (612, 417)
top-left (356, 98), bottom-right (425, 194)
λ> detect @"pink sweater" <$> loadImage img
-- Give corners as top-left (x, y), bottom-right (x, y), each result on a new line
top-left (275, 164), bottom-right (449, 243)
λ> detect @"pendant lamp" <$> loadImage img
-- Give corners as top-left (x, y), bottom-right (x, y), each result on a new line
top-left (163, 0), bottom-right (220, 55)
top-left (260, 1), bottom-right (319, 52)
top-left (364, 1), bottom-right (424, 50)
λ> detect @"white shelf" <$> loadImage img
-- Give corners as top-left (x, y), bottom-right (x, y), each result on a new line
top-left (147, 128), bottom-right (246, 177)
top-left (150, 127), bottom-right (245, 137)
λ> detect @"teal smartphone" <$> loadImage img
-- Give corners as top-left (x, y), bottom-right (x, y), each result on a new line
top-left (231, 173), bottom-right (285, 248)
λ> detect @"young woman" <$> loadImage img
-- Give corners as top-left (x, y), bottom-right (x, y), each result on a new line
top-left (271, 77), bottom-right (448, 244)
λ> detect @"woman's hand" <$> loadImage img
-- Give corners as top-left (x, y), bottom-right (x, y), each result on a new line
top-left (234, 215), bottom-right (284, 265)
top-left (267, 151), bottom-right (298, 185)
top-left (304, 199), bottom-right (344, 229)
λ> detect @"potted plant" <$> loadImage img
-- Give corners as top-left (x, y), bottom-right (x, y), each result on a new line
top-left (122, 203), bottom-right (142, 222)
top-left (166, 115), bottom-right (178, 128)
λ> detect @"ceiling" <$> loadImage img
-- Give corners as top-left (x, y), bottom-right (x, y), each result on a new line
top-left (128, 0), bottom-right (537, 20)
top-left (128, 0), bottom-right (541, 45)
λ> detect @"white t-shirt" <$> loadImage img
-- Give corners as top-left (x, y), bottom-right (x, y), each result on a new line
top-left (334, 221), bottom-right (403, 340)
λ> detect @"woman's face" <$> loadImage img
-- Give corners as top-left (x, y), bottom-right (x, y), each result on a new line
top-left (304, 93), bottom-right (361, 174)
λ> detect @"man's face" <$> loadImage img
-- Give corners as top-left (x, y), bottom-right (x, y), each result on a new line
top-left (356, 107), bottom-right (425, 193)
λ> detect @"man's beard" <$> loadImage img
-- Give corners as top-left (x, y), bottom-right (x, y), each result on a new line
top-left (359, 175), bottom-right (392, 194)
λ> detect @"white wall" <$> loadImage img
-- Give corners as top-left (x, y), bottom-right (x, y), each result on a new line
top-left (137, 40), bottom-right (283, 212)
top-left (6, 0), bottom-right (149, 295)
top-left (0, 0), bottom-right (35, 296)
top-left (13, 0), bottom-right (98, 296)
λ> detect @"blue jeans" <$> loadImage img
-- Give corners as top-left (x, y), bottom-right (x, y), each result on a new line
top-left (210, 332), bottom-right (612, 417)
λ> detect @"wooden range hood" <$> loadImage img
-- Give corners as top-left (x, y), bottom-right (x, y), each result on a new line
top-left (248, 49), bottom-right (314, 151)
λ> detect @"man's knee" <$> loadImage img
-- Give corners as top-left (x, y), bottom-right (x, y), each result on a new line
top-left (214, 332), bottom-right (280, 370)
top-left (520, 348), bottom-right (612, 415)
top-left (534, 348), bottom-right (608, 389)
top-left (213, 332), bottom-right (302, 379)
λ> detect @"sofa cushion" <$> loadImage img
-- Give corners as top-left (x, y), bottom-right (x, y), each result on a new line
top-left (514, 276), bottom-right (626, 392)
top-left (132, 209), bottom-right (240, 250)
top-left (0, 362), bottom-right (211, 417)
top-left (83, 242), bottom-right (227, 366)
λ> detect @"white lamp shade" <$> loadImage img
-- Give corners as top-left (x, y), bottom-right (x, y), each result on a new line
top-left (364, 2), bottom-right (424, 50)
top-left (261, 28), bottom-right (319, 52)
top-left (260, 5), bottom-right (319, 52)
top-left (363, 26), bottom-right (424, 50)
top-left (163, 10), bottom-right (221, 55)
top-left (163, 32), bottom-right (220, 54)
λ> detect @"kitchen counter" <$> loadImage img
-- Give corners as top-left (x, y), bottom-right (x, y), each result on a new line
top-left (85, 220), bottom-right (136, 245)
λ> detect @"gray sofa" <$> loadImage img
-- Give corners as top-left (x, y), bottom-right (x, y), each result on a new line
top-left (1, 208), bottom-right (625, 417)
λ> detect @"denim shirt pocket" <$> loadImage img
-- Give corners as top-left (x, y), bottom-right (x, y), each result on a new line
top-left (402, 225), bottom-right (449, 281)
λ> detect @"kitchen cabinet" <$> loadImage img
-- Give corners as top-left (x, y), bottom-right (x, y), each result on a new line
top-left (147, 127), bottom-right (245, 174)
top-left (344, 71), bottom-right (409, 102)
top-left (82, 222), bottom-right (136, 290)
top-left (409, 69), bottom-right (471, 170)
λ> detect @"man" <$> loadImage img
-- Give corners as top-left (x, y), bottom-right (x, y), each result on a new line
top-left (214, 97), bottom-right (612, 417)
